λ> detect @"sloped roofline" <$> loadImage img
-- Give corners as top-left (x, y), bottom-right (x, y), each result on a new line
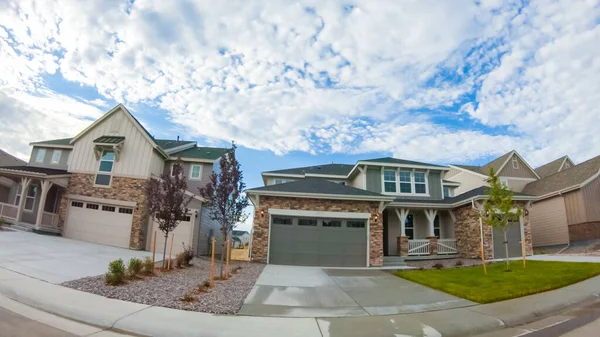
top-left (495, 150), bottom-right (541, 179)
top-left (69, 104), bottom-right (169, 158)
top-left (558, 155), bottom-right (575, 172)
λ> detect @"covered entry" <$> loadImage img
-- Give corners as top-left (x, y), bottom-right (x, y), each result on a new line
top-left (269, 213), bottom-right (368, 267)
top-left (492, 223), bottom-right (523, 259)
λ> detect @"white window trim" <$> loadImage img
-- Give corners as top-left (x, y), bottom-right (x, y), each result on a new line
top-left (381, 168), bottom-right (430, 197)
top-left (94, 150), bottom-right (114, 188)
top-left (500, 178), bottom-right (509, 187)
top-left (24, 185), bottom-right (37, 212)
top-left (383, 169), bottom-right (397, 193)
top-left (189, 164), bottom-right (202, 180)
top-left (51, 150), bottom-right (62, 164)
top-left (35, 148), bottom-right (46, 163)
top-left (14, 184), bottom-right (22, 206)
top-left (512, 157), bottom-right (519, 169)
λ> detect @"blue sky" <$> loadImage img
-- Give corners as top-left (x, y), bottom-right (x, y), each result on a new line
top-left (0, 0), bottom-right (599, 229)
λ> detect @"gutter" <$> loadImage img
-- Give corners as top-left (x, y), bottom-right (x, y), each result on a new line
top-left (246, 190), bottom-right (395, 202)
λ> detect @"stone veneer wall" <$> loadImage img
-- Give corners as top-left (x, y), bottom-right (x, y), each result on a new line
top-left (453, 203), bottom-right (533, 259)
top-left (58, 173), bottom-right (149, 250)
top-left (251, 196), bottom-right (383, 266)
top-left (568, 221), bottom-right (600, 243)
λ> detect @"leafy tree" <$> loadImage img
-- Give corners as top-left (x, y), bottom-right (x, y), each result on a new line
top-left (198, 142), bottom-right (249, 277)
top-left (147, 162), bottom-right (193, 268)
top-left (482, 168), bottom-right (523, 271)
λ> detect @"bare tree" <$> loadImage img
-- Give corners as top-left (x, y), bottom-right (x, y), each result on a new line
top-left (198, 142), bottom-right (249, 277)
top-left (482, 168), bottom-right (523, 271)
top-left (147, 162), bottom-right (193, 268)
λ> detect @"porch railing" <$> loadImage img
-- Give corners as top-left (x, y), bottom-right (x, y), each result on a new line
top-left (438, 239), bottom-right (458, 255)
top-left (408, 239), bottom-right (430, 256)
top-left (0, 202), bottom-right (18, 220)
top-left (42, 212), bottom-right (59, 227)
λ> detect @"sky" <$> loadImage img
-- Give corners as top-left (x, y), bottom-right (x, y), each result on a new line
top-left (1, 0), bottom-right (599, 231)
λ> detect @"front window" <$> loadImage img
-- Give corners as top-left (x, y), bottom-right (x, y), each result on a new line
top-left (383, 170), bottom-right (396, 192)
top-left (51, 150), bottom-right (62, 164)
top-left (414, 171), bottom-right (427, 194)
top-left (399, 171), bottom-right (412, 193)
top-left (190, 165), bottom-right (202, 180)
top-left (405, 215), bottom-right (414, 239)
top-left (14, 184), bottom-right (21, 206)
top-left (95, 151), bottom-right (114, 186)
top-left (500, 178), bottom-right (508, 187)
top-left (35, 148), bottom-right (46, 162)
top-left (434, 215), bottom-right (440, 237)
top-left (24, 186), bottom-right (37, 211)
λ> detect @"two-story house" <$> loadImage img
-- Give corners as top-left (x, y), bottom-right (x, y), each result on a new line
top-left (246, 157), bottom-right (536, 268)
top-left (0, 104), bottom-right (227, 257)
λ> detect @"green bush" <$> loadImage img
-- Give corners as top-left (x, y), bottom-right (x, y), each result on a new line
top-left (176, 252), bottom-right (185, 268)
top-left (455, 260), bottom-right (464, 267)
top-left (142, 257), bottom-right (155, 275)
top-left (105, 259), bottom-right (126, 286)
top-left (0, 218), bottom-right (4, 229)
top-left (432, 263), bottom-right (444, 270)
top-left (128, 258), bottom-right (143, 277)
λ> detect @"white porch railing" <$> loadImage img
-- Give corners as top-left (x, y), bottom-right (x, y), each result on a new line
top-left (42, 212), bottom-right (59, 227)
top-left (0, 202), bottom-right (17, 220)
top-left (438, 239), bottom-right (458, 255)
top-left (408, 239), bottom-right (430, 256)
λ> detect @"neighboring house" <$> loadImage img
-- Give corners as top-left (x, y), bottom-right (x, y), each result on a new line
top-left (0, 104), bottom-right (228, 257)
top-left (232, 230), bottom-right (250, 248)
top-left (247, 157), bottom-right (535, 268)
top-left (534, 156), bottom-right (575, 179)
top-left (523, 155), bottom-right (600, 247)
top-left (0, 149), bottom-right (26, 205)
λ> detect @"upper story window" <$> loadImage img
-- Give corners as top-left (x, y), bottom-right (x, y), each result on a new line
top-left (95, 150), bottom-right (114, 186)
top-left (35, 148), bottom-right (46, 163)
top-left (274, 178), bottom-right (294, 185)
top-left (51, 150), bottom-right (62, 164)
top-left (500, 178), bottom-right (509, 187)
top-left (443, 187), bottom-right (453, 198)
top-left (414, 172), bottom-right (427, 194)
top-left (399, 171), bottom-right (412, 193)
top-left (512, 157), bottom-right (519, 169)
top-left (190, 164), bottom-right (202, 180)
top-left (382, 169), bottom-right (429, 195)
top-left (383, 170), bottom-right (396, 193)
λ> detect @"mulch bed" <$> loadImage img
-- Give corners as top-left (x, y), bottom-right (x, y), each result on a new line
top-left (405, 258), bottom-right (482, 270)
top-left (61, 258), bottom-right (264, 314)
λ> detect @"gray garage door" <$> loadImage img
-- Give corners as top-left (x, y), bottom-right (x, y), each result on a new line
top-left (269, 216), bottom-right (368, 267)
top-left (493, 223), bottom-right (523, 259)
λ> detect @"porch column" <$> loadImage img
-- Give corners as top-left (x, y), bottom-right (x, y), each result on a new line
top-left (394, 208), bottom-right (410, 236)
top-left (424, 209), bottom-right (438, 237)
top-left (15, 177), bottom-right (32, 222)
top-left (35, 180), bottom-right (53, 230)
top-left (394, 208), bottom-right (410, 256)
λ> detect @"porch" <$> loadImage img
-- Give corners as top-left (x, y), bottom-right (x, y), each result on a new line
top-left (383, 206), bottom-right (458, 259)
top-left (0, 166), bottom-right (69, 233)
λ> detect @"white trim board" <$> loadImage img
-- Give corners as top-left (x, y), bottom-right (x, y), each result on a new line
top-left (66, 194), bottom-right (137, 207)
top-left (268, 208), bottom-right (372, 219)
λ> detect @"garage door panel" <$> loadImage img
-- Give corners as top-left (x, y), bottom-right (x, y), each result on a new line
top-left (151, 215), bottom-right (194, 256)
top-left (64, 201), bottom-right (133, 249)
top-left (493, 223), bottom-right (522, 259)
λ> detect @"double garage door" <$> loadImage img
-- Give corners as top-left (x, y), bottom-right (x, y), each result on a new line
top-left (269, 216), bottom-right (368, 267)
top-left (64, 200), bottom-right (134, 249)
top-left (492, 223), bottom-right (523, 259)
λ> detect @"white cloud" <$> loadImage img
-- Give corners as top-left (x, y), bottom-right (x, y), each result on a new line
top-left (0, 0), bottom-right (598, 167)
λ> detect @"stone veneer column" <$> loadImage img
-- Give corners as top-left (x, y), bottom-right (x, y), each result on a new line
top-left (397, 236), bottom-right (409, 256)
top-left (427, 236), bottom-right (438, 255)
top-left (250, 207), bottom-right (269, 263)
top-left (369, 212), bottom-right (384, 267)
top-left (454, 205), bottom-right (493, 259)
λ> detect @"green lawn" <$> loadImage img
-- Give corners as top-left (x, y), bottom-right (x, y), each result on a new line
top-left (395, 260), bottom-right (600, 303)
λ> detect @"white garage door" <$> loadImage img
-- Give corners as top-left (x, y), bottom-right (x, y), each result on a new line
top-left (150, 212), bottom-right (195, 256)
top-left (64, 200), bottom-right (134, 249)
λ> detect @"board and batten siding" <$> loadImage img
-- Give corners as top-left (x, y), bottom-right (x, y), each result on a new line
top-left (498, 156), bottom-right (538, 179)
top-left (349, 170), bottom-right (365, 189)
top-left (366, 167), bottom-right (382, 193)
top-left (444, 167), bottom-right (463, 179)
top-left (69, 109), bottom-right (156, 179)
top-left (148, 150), bottom-right (166, 178)
top-left (529, 195), bottom-right (569, 247)
top-left (582, 175), bottom-right (600, 222)
top-left (163, 161), bottom-right (214, 193)
top-left (29, 147), bottom-right (71, 170)
top-left (447, 171), bottom-right (488, 196)
top-left (563, 190), bottom-right (587, 225)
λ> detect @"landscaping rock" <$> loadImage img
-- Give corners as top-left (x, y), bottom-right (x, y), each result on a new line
top-left (406, 258), bottom-right (481, 270)
top-left (61, 258), bottom-right (264, 314)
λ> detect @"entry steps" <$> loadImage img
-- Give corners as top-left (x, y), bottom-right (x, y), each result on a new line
top-left (383, 256), bottom-right (407, 267)
top-left (6, 221), bottom-right (61, 236)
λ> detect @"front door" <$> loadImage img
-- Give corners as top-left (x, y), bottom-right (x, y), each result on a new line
top-left (493, 223), bottom-right (522, 259)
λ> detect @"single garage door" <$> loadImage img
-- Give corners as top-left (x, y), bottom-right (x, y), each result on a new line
top-left (269, 216), bottom-right (368, 267)
top-left (149, 211), bottom-right (195, 256)
top-left (64, 200), bottom-right (134, 249)
top-left (493, 223), bottom-right (522, 259)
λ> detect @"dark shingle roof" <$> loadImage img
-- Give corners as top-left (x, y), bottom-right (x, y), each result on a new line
top-left (451, 151), bottom-right (515, 176)
top-left (0, 166), bottom-right (70, 176)
top-left (0, 149), bottom-right (26, 167)
top-left (154, 139), bottom-right (196, 151)
top-left (264, 163), bottom-right (355, 177)
top-left (392, 186), bottom-right (533, 205)
top-left (169, 146), bottom-right (229, 161)
top-left (523, 155), bottom-right (600, 196)
top-left (93, 136), bottom-right (125, 144)
top-left (361, 157), bottom-right (445, 168)
top-left (247, 178), bottom-right (388, 198)
top-left (452, 164), bottom-right (485, 174)
top-left (30, 138), bottom-right (73, 147)
top-left (534, 156), bottom-right (570, 179)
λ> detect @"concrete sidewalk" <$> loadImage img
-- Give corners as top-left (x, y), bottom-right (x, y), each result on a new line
top-left (1, 266), bottom-right (599, 337)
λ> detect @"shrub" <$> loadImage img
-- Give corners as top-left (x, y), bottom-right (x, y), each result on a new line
top-left (202, 280), bottom-right (211, 289)
top-left (182, 243), bottom-right (194, 266)
top-left (105, 259), bottom-right (126, 286)
top-left (175, 252), bottom-right (185, 268)
top-left (432, 263), bottom-right (444, 270)
top-left (0, 218), bottom-right (5, 229)
top-left (142, 257), bottom-right (155, 275)
top-left (180, 293), bottom-right (196, 302)
top-left (128, 258), bottom-right (143, 277)
top-left (455, 260), bottom-right (464, 267)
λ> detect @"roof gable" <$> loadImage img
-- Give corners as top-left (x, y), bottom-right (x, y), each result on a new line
top-left (535, 156), bottom-right (572, 179)
top-left (523, 154), bottom-right (600, 196)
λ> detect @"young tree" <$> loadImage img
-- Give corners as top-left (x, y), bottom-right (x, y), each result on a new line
top-left (147, 162), bottom-right (193, 268)
top-left (198, 142), bottom-right (249, 278)
top-left (482, 168), bottom-right (523, 271)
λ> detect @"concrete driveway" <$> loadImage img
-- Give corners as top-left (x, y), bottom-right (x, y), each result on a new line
top-left (0, 231), bottom-right (154, 284)
top-left (239, 265), bottom-right (475, 317)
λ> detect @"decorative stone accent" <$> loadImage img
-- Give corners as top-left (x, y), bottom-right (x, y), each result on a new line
top-left (522, 210), bottom-right (534, 256)
top-left (453, 205), bottom-right (493, 259)
top-left (250, 196), bottom-right (383, 266)
top-left (397, 236), bottom-right (409, 256)
top-left (568, 221), bottom-right (600, 243)
top-left (427, 236), bottom-right (438, 255)
top-left (58, 173), bottom-right (149, 250)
